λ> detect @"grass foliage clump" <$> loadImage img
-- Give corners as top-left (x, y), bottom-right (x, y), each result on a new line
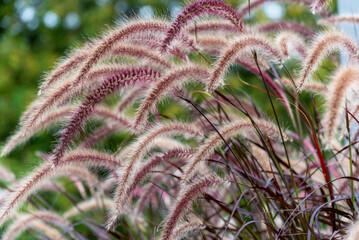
top-left (2, 0), bottom-right (359, 239)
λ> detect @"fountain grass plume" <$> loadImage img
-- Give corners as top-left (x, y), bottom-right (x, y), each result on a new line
top-left (51, 68), bottom-right (159, 165)
top-left (171, 220), bottom-right (204, 240)
top-left (345, 218), bottom-right (359, 240)
top-left (186, 20), bottom-right (241, 35)
top-left (111, 44), bottom-right (172, 68)
top-left (160, 0), bottom-right (242, 53)
top-left (108, 122), bottom-right (202, 228)
top-left (115, 85), bottom-right (148, 113)
top-left (38, 41), bottom-right (96, 95)
top-left (19, 64), bottom-right (144, 129)
top-left (70, 19), bottom-right (168, 91)
top-left (1, 104), bottom-right (133, 157)
top-left (0, 166), bottom-right (15, 182)
top-left (2, 211), bottom-right (70, 240)
top-left (197, 36), bottom-right (293, 120)
top-left (0, 149), bottom-right (120, 225)
top-left (160, 175), bottom-right (224, 240)
top-left (208, 34), bottom-right (282, 92)
top-left (253, 21), bottom-right (315, 38)
top-left (133, 175), bottom-right (165, 217)
top-left (181, 117), bottom-right (287, 184)
top-left (59, 165), bottom-right (99, 197)
top-left (297, 31), bottom-right (359, 91)
top-left (276, 31), bottom-right (307, 60)
top-left (324, 66), bottom-right (359, 144)
top-left (311, 0), bottom-right (331, 14)
top-left (111, 148), bottom-right (193, 219)
top-left (280, 77), bottom-right (326, 93)
top-left (39, 42), bottom-right (169, 94)
top-left (20, 19), bottom-right (169, 126)
top-left (64, 198), bottom-right (114, 219)
top-left (133, 65), bottom-right (210, 133)
top-left (2, 105), bottom-right (75, 157)
top-left (196, 36), bottom-right (270, 69)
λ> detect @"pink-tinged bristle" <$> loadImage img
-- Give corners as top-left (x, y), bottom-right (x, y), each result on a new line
top-left (161, 0), bottom-right (242, 53)
top-left (51, 68), bottom-right (160, 165)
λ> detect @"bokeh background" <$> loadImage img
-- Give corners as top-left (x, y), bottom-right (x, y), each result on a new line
top-left (0, 0), bottom-right (333, 175)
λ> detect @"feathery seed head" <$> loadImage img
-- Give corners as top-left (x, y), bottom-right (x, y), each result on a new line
top-left (275, 31), bottom-right (307, 60)
top-left (132, 65), bottom-right (210, 133)
top-left (0, 149), bottom-right (119, 226)
top-left (161, 0), bottom-right (242, 53)
top-left (324, 66), bottom-right (359, 144)
top-left (182, 117), bottom-right (287, 184)
top-left (51, 68), bottom-right (159, 165)
top-left (160, 175), bottom-right (224, 240)
top-left (297, 31), bottom-right (359, 91)
top-left (311, 0), bottom-right (331, 14)
top-left (208, 34), bottom-right (282, 92)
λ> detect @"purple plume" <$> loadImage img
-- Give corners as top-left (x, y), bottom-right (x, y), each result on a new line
top-left (161, 0), bottom-right (242, 53)
top-left (51, 68), bottom-right (160, 165)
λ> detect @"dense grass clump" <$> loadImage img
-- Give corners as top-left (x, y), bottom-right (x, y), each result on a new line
top-left (2, 0), bottom-right (359, 239)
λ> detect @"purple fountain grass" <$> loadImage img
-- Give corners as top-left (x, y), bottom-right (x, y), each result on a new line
top-left (93, 106), bottom-right (132, 128)
top-left (19, 64), bottom-right (144, 128)
top-left (197, 36), bottom-right (293, 120)
top-left (51, 67), bottom-right (160, 165)
top-left (35, 42), bottom-right (167, 123)
top-left (207, 34), bottom-right (283, 92)
top-left (2, 105), bottom-right (76, 157)
top-left (324, 66), bottom-right (359, 144)
top-left (311, 0), bottom-right (330, 14)
top-left (186, 20), bottom-right (241, 35)
top-left (0, 149), bottom-right (120, 225)
top-left (171, 219), bottom-right (204, 240)
top-left (80, 124), bottom-right (126, 149)
top-left (70, 19), bottom-right (169, 94)
top-left (110, 148), bottom-right (192, 219)
top-left (133, 174), bottom-right (165, 217)
top-left (108, 122), bottom-right (203, 228)
top-left (59, 165), bottom-right (99, 197)
top-left (64, 198), bottom-right (114, 219)
top-left (38, 41), bottom-right (96, 95)
top-left (252, 21), bottom-right (315, 38)
top-left (20, 19), bottom-right (170, 126)
top-left (297, 31), bottom-right (359, 91)
top-left (128, 33), bottom-right (190, 61)
top-left (2, 211), bottom-right (71, 240)
top-left (79, 106), bottom-right (132, 149)
top-left (193, 112), bottom-right (236, 133)
top-left (160, 0), bottom-right (242, 53)
top-left (3, 0), bottom-right (357, 238)
top-left (110, 44), bottom-right (172, 69)
top-left (115, 85), bottom-right (148, 113)
top-left (160, 175), bottom-right (224, 240)
top-left (237, 0), bottom-right (312, 18)
top-left (2, 104), bottom-right (131, 157)
top-left (0, 165), bottom-right (15, 182)
top-left (132, 65), bottom-right (210, 133)
top-left (181, 117), bottom-right (287, 184)
top-left (280, 77), bottom-right (326, 93)
top-left (197, 36), bottom-right (270, 69)
top-left (276, 31), bottom-right (307, 60)
top-left (344, 218), bottom-right (359, 240)
top-left (200, 96), bottom-right (260, 119)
